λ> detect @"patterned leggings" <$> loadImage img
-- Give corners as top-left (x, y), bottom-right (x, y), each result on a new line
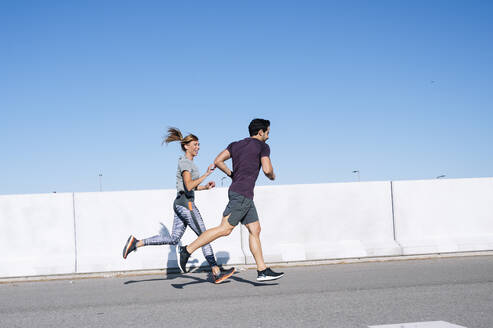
top-left (142, 200), bottom-right (218, 268)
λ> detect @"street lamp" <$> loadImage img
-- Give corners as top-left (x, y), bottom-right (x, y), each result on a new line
top-left (99, 173), bottom-right (103, 191)
top-left (352, 170), bottom-right (360, 182)
top-left (436, 175), bottom-right (446, 179)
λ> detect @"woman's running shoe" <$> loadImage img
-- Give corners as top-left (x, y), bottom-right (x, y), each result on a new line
top-left (122, 235), bottom-right (137, 259)
top-left (213, 267), bottom-right (236, 284)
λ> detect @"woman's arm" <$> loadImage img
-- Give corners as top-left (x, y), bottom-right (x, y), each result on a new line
top-left (182, 164), bottom-right (215, 191)
top-left (197, 181), bottom-right (216, 191)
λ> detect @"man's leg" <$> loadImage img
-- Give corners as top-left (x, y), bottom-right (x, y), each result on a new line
top-left (245, 221), bottom-right (267, 271)
top-left (244, 210), bottom-right (284, 281)
top-left (186, 215), bottom-right (235, 254)
top-left (178, 215), bottom-right (235, 273)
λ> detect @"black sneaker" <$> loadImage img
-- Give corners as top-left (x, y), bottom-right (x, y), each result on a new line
top-left (178, 245), bottom-right (190, 273)
top-left (213, 267), bottom-right (236, 284)
top-left (257, 268), bottom-right (284, 281)
top-left (122, 235), bottom-right (138, 259)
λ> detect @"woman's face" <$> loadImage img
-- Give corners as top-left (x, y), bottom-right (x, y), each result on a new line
top-left (185, 140), bottom-right (200, 157)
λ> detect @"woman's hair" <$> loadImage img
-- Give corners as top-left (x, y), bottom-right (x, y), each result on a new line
top-left (162, 127), bottom-right (198, 151)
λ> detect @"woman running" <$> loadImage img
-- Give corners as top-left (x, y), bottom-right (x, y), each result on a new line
top-left (122, 127), bottom-right (235, 284)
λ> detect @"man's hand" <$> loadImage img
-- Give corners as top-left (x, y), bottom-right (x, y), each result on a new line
top-left (206, 181), bottom-right (216, 190)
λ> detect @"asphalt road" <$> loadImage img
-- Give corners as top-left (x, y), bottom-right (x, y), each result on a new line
top-left (1, 255), bottom-right (492, 328)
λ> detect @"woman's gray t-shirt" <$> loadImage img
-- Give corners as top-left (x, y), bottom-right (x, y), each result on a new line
top-left (176, 156), bottom-right (200, 197)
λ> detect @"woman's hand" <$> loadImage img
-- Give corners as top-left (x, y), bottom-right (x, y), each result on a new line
top-left (206, 181), bottom-right (216, 190)
top-left (206, 164), bottom-right (215, 176)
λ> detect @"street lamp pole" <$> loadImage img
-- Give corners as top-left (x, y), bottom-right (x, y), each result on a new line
top-left (352, 170), bottom-right (360, 182)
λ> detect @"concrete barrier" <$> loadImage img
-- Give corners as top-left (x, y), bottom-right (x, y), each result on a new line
top-left (2, 177), bottom-right (493, 278)
top-left (0, 193), bottom-right (76, 278)
top-left (392, 178), bottom-right (493, 255)
top-left (74, 188), bottom-right (244, 274)
top-left (241, 182), bottom-right (401, 264)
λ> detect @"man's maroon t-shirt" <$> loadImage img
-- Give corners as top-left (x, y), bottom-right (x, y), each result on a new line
top-left (226, 137), bottom-right (270, 199)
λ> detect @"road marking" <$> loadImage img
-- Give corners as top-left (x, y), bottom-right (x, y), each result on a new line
top-left (369, 321), bottom-right (466, 328)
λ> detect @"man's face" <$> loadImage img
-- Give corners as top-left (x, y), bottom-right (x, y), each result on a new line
top-left (260, 127), bottom-right (270, 141)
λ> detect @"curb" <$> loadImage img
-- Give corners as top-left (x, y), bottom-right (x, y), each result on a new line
top-left (2, 250), bottom-right (493, 284)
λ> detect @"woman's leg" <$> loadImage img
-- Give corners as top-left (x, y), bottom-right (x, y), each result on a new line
top-left (140, 212), bottom-right (187, 246)
top-left (123, 210), bottom-right (187, 259)
top-left (175, 203), bottom-right (220, 275)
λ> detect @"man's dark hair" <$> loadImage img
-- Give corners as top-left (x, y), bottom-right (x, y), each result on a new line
top-left (248, 118), bottom-right (270, 136)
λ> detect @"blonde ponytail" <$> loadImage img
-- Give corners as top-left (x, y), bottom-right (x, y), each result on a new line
top-left (162, 127), bottom-right (198, 151)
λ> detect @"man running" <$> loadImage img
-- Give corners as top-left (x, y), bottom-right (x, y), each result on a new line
top-left (178, 118), bottom-right (284, 281)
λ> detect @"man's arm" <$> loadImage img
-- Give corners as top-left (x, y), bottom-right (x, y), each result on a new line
top-left (214, 149), bottom-right (233, 178)
top-left (261, 156), bottom-right (276, 180)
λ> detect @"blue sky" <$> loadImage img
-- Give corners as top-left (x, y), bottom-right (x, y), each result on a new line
top-left (1, 1), bottom-right (492, 194)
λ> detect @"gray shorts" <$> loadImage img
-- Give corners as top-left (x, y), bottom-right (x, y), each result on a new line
top-left (223, 191), bottom-right (259, 226)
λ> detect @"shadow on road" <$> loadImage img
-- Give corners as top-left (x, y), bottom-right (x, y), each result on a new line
top-left (123, 267), bottom-right (215, 286)
top-left (124, 277), bottom-right (169, 285)
top-left (229, 275), bottom-right (279, 287)
top-left (171, 274), bottom-right (222, 289)
top-left (124, 271), bottom-right (279, 288)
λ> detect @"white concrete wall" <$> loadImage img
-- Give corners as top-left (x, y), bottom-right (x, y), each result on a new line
top-left (75, 189), bottom-right (174, 273)
top-left (0, 193), bottom-right (75, 278)
top-left (392, 178), bottom-right (493, 255)
top-left (74, 188), bottom-right (244, 274)
top-left (2, 177), bottom-right (493, 278)
top-left (242, 182), bottom-right (401, 264)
